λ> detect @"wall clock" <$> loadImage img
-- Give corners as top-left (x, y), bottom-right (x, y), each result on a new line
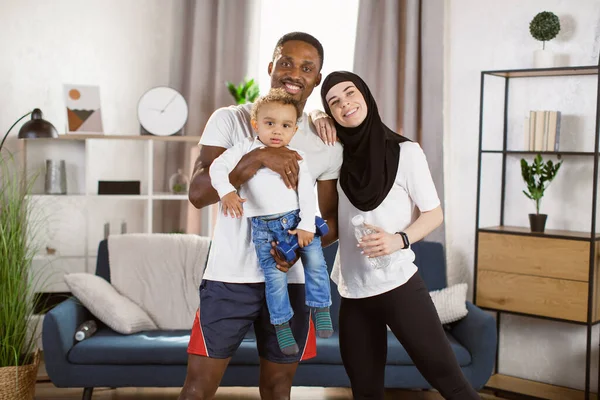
top-left (137, 86), bottom-right (188, 136)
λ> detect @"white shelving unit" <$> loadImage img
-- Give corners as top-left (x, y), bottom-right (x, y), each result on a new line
top-left (21, 134), bottom-right (199, 294)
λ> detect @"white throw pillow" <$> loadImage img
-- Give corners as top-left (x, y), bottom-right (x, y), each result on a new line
top-left (64, 273), bottom-right (157, 334)
top-left (429, 283), bottom-right (469, 325)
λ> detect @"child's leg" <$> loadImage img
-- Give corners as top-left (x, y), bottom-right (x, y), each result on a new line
top-left (251, 220), bottom-right (298, 355)
top-left (299, 236), bottom-right (333, 338)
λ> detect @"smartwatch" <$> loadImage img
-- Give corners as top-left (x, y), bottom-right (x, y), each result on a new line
top-left (395, 231), bottom-right (410, 249)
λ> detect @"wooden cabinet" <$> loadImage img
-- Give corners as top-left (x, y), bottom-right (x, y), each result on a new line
top-left (476, 229), bottom-right (598, 323)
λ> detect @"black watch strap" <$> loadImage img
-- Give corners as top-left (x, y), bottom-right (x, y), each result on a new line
top-left (395, 231), bottom-right (410, 249)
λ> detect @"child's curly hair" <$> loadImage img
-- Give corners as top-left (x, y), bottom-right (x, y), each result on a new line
top-left (250, 88), bottom-right (302, 122)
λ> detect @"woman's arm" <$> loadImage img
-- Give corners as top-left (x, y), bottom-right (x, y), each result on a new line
top-left (403, 205), bottom-right (443, 245)
top-left (359, 205), bottom-right (443, 258)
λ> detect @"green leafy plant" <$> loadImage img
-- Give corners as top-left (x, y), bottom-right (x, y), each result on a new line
top-left (226, 78), bottom-right (260, 105)
top-left (520, 154), bottom-right (562, 214)
top-left (0, 152), bottom-right (45, 368)
top-left (529, 11), bottom-right (561, 50)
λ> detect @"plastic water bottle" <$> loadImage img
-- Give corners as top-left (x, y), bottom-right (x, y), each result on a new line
top-left (351, 215), bottom-right (391, 269)
top-left (75, 320), bottom-right (97, 341)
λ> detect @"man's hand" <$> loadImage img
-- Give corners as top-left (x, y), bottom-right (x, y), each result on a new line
top-left (357, 224), bottom-right (404, 257)
top-left (257, 147), bottom-right (303, 189)
top-left (220, 191), bottom-right (246, 218)
top-left (270, 241), bottom-right (300, 273)
top-left (288, 229), bottom-right (314, 248)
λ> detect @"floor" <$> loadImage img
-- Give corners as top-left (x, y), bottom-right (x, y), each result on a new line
top-left (34, 358), bottom-right (502, 400)
top-left (34, 384), bottom-right (502, 399)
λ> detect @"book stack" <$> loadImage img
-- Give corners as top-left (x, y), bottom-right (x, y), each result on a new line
top-left (524, 110), bottom-right (561, 151)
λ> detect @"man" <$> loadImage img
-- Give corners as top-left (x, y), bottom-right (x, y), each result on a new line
top-left (179, 32), bottom-right (343, 400)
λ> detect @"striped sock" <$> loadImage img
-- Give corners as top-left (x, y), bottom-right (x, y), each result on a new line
top-left (275, 322), bottom-right (299, 355)
top-left (314, 307), bottom-right (333, 338)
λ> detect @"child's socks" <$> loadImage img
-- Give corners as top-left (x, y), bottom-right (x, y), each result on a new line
top-left (275, 322), bottom-right (299, 355)
top-left (314, 307), bottom-right (333, 338)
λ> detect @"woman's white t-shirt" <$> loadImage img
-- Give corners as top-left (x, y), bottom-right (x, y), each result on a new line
top-left (332, 142), bottom-right (441, 299)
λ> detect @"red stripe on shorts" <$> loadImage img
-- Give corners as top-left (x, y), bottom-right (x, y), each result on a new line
top-left (187, 309), bottom-right (209, 357)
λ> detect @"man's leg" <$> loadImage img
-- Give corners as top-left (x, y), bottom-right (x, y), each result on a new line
top-left (179, 280), bottom-right (263, 400)
top-left (178, 355), bottom-right (230, 400)
top-left (255, 283), bottom-right (316, 399)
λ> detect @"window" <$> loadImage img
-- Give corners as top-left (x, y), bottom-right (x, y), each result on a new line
top-left (253, 0), bottom-right (360, 113)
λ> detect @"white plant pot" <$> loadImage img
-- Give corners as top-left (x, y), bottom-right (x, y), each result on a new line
top-left (534, 49), bottom-right (555, 68)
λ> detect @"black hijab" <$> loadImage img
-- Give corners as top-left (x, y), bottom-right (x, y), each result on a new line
top-left (320, 71), bottom-right (410, 212)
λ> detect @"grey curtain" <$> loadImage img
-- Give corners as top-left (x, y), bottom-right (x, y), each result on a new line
top-left (353, 0), bottom-right (445, 244)
top-left (161, 0), bottom-right (258, 235)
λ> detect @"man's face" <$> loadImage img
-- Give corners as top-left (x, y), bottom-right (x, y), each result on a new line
top-left (268, 40), bottom-right (322, 108)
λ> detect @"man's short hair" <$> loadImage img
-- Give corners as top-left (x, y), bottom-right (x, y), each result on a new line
top-left (272, 32), bottom-right (324, 70)
top-left (251, 88), bottom-right (302, 122)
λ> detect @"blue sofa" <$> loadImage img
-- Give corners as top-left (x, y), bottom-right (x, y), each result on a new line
top-left (43, 240), bottom-right (496, 399)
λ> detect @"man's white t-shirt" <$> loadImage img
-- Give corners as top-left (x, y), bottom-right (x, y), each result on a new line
top-left (209, 137), bottom-right (317, 233)
top-left (200, 103), bottom-right (343, 284)
top-left (332, 142), bottom-right (441, 299)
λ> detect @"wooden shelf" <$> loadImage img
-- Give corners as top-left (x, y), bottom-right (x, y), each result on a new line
top-left (479, 226), bottom-right (600, 240)
top-left (482, 150), bottom-right (595, 156)
top-left (483, 65), bottom-right (598, 78)
top-left (25, 134), bottom-right (200, 142)
top-left (27, 193), bottom-right (189, 200)
top-left (486, 374), bottom-right (597, 400)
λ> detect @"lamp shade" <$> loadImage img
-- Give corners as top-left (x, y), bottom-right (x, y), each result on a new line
top-left (18, 108), bottom-right (58, 139)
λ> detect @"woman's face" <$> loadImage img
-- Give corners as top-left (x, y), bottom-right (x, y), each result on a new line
top-left (324, 81), bottom-right (368, 128)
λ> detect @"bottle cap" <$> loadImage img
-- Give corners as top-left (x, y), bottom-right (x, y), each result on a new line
top-left (75, 331), bottom-right (85, 341)
top-left (351, 215), bottom-right (364, 227)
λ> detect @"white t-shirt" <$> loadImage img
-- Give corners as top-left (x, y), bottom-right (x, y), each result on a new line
top-left (200, 103), bottom-right (343, 283)
top-left (332, 142), bottom-right (441, 299)
top-left (209, 136), bottom-right (317, 232)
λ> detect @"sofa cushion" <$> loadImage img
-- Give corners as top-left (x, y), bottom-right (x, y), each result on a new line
top-left (68, 328), bottom-right (261, 365)
top-left (430, 283), bottom-right (469, 324)
top-left (301, 331), bottom-right (471, 367)
top-left (65, 273), bottom-right (158, 335)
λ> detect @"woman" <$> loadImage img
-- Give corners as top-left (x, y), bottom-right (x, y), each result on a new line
top-left (320, 71), bottom-right (479, 400)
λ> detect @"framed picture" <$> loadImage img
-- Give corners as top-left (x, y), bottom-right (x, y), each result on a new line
top-left (64, 84), bottom-right (104, 134)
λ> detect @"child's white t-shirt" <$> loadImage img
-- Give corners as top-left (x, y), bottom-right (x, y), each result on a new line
top-left (209, 136), bottom-right (317, 232)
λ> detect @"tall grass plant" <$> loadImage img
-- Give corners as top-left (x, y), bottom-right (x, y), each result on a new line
top-left (0, 152), bottom-right (44, 368)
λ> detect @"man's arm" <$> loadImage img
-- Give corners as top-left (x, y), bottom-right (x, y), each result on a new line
top-left (317, 179), bottom-right (339, 247)
top-left (188, 145), bottom-right (305, 210)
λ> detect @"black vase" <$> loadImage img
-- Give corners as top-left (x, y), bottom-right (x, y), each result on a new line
top-left (529, 213), bottom-right (547, 233)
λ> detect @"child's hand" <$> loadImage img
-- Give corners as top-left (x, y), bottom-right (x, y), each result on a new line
top-left (221, 191), bottom-right (246, 218)
top-left (289, 229), bottom-right (314, 248)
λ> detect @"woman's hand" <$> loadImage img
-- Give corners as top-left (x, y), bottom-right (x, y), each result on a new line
top-left (311, 112), bottom-right (337, 145)
top-left (220, 191), bottom-right (246, 218)
top-left (358, 224), bottom-right (404, 257)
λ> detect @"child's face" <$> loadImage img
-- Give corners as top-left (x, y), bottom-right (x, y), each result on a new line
top-left (251, 102), bottom-right (298, 148)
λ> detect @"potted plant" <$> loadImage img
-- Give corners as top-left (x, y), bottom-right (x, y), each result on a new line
top-left (520, 154), bottom-right (562, 233)
top-left (226, 78), bottom-right (260, 105)
top-left (529, 11), bottom-right (561, 68)
top-left (0, 152), bottom-right (43, 399)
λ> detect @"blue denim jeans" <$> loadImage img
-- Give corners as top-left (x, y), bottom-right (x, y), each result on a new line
top-left (251, 209), bottom-right (332, 325)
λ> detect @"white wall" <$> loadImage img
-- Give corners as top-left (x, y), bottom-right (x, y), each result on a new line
top-left (0, 0), bottom-right (187, 269)
top-left (445, 0), bottom-right (600, 390)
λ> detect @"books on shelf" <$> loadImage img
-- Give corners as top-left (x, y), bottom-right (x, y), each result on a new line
top-left (524, 110), bottom-right (561, 151)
